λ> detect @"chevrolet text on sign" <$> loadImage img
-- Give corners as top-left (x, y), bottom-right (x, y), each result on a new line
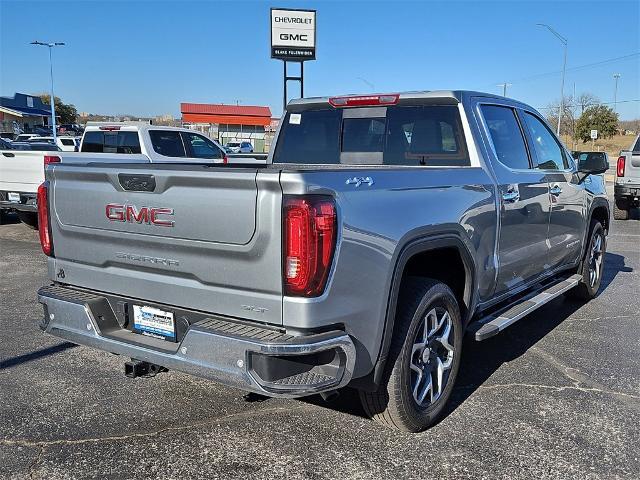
top-left (271, 8), bottom-right (316, 61)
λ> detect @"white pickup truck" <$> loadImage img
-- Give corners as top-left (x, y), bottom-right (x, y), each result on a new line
top-left (0, 149), bottom-right (61, 226)
top-left (0, 124), bottom-right (265, 226)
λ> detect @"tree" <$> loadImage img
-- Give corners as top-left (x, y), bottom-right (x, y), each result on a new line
top-left (37, 94), bottom-right (78, 124)
top-left (545, 94), bottom-right (576, 137)
top-left (575, 105), bottom-right (619, 143)
top-left (575, 93), bottom-right (600, 115)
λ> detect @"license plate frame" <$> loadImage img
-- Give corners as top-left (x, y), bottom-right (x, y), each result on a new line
top-left (132, 304), bottom-right (176, 342)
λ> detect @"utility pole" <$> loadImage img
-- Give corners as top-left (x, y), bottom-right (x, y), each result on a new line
top-left (497, 82), bottom-right (512, 97)
top-left (30, 41), bottom-right (65, 142)
top-left (537, 24), bottom-right (567, 137)
top-left (613, 73), bottom-right (621, 113)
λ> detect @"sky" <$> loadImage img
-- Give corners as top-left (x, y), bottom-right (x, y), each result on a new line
top-left (1, 0), bottom-right (638, 120)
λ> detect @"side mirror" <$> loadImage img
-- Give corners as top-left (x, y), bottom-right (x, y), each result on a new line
top-left (578, 152), bottom-right (609, 175)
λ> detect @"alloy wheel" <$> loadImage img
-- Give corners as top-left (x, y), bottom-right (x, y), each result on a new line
top-left (409, 307), bottom-right (455, 408)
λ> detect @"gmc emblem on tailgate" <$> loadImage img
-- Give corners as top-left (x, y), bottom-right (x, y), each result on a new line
top-left (105, 204), bottom-right (175, 227)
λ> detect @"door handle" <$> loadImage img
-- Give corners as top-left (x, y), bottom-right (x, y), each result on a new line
top-left (2, 152), bottom-right (15, 157)
top-left (550, 184), bottom-right (563, 196)
top-left (502, 189), bottom-right (520, 203)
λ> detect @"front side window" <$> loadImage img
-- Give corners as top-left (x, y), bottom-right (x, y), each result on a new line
top-left (522, 112), bottom-right (567, 170)
top-left (149, 130), bottom-right (186, 157)
top-left (182, 132), bottom-right (223, 159)
top-left (480, 105), bottom-right (530, 170)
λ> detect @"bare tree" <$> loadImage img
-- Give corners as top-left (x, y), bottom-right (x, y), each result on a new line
top-left (575, 93), bottom-right (600, 115)
top-left (545, 94), bottom-right (575, 137)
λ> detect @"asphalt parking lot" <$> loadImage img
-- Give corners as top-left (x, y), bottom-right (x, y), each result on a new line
top-left (1, 200), bottom-right (639, 480)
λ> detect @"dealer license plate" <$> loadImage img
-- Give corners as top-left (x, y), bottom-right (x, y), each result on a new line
top-left (133, 305), bottom-right (175, 341)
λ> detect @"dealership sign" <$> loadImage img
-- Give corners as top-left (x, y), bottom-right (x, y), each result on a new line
top-left (271, 8), bottom-right (316, 61)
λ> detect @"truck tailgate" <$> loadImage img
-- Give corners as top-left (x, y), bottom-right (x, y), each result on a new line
top-left (0, 150), bottom-right (45, 193)
top-left (48, 163), bottom-right (283, 324)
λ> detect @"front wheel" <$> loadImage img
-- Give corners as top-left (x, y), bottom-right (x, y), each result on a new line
top-left (572, 220), bottom-right (606, 300)
top-left (359, 278), bottom-right (463, 432)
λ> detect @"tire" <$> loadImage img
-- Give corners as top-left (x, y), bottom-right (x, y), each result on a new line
top-left (572, 220), bottom-right (606, 300)
top-left (359, 278), bottom-right (463, 432)
top-left (17, 211), bottom-right (38, 230)
top-left (613, 198), bottom-right (629, 220)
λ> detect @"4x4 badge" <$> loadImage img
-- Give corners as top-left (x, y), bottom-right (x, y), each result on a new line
top-left (345, 176), bottom-right (374, 187)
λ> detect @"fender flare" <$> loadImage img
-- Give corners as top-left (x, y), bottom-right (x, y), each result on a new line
top-left (369, 233), bottom-right (478, 388)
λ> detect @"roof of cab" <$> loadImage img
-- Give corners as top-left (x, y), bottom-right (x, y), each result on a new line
top-left (287, 90), bottom-right (532, 110)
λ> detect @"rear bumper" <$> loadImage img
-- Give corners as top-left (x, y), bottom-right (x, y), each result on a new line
top-left (0, 195), bottom-right (37, 212)
top-left (38, 285), bottom-right (356, 398)
top-left (614, 184), bottom-right (640, 198)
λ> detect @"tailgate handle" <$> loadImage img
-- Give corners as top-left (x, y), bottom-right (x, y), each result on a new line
top-left (118, 174), bottom-right (156, 192)
top-left (2, 152), bottom-right (15, 157)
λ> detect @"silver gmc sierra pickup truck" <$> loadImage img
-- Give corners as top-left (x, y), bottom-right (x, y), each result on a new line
top-left (37, 91), bottom-right (610, 432)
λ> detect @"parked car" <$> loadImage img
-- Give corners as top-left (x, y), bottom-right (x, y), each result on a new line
top-left (14, 133), bottom-right (39, 142)
top-left (59, 124), bottom-right (84, 136)
top-left (27, 136), bottom-right (79, 152)
top-left (225, 141), bottom-right (254, 153)
top-left (36, 90), bottom-right (609, 432)
top-left (80, 124), bottom-right (227, 162)
top-left (614, 134), bottom-right (640, 220)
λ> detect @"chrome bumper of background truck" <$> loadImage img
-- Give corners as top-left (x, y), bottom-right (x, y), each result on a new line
top-left (38, 285), bottom-right (356, 398)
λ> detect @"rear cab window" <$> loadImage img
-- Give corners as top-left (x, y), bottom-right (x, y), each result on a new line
top-left (273, 104), bottom-right (470, 166)
top-left (81, 130), bottom-right (141, 154)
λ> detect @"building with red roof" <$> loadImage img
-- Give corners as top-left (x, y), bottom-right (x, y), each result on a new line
top-left (180, 103), bottom-right (273, 152)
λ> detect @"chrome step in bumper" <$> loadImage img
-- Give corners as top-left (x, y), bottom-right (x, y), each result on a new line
top-left (38, 285), bottom-right (356, 398)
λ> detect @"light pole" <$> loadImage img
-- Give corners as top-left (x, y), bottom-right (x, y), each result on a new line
top-left (497, 82), bottom-right (512, 97)
top-left (537, 24), bottom-right (567, 137)
top-left (613, 73), bottom-right (621, 113)
top-left (30, 41), bottom-right (65, 142)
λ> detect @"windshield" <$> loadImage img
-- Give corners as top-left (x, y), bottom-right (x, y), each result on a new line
top-left (273, 104), bottom-right (469, 166)
top-left (227, 142), bottom-right (240, 147)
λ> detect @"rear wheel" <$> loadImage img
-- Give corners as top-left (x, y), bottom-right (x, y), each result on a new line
top-left (613, 198), bottom-right (629, 220)
top-left (572, 220), bottom-right (606, 300)
top-left (359, 278), bottom-right (463, 432)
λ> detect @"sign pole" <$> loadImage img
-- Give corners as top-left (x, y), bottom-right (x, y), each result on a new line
top-left (283, 61), bottom-right (287, 112)
top-left (271, 8), bottom-right (316, 113)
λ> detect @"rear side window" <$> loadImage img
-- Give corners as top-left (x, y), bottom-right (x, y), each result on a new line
top-left (60, 139), bottom-right (75, 146)
top-left (480, 105), bottom-right (530, 170)
top-left (273, 105), bottom-right (469, 166)
top-left (633, 136), bottom-right (640, 153)
top-left (182, 132), bottom-right (223, 159)
top-left (149, 130), bottom-right (186, 157)
top-left (81, 131), bottom-right (141, 154)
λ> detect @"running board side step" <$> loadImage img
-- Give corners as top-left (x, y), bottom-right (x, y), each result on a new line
top-left (469, 274), bottom-right (582, 341)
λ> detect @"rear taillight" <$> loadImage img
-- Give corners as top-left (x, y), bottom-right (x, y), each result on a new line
top-left (44, 155), bottom-right (61, 165)
top-left (37, 181), bottom-right (53, 256)
top-left (223, 155), bottom-right (228, 164)
top-left (283, 196), bottom-right (337, 297)
top-left (329, 94), bottom-right (399, 108)
top-left (99, 126), bottom-right (121, 131)
top-left (617, 156), bottom-right (626, 177)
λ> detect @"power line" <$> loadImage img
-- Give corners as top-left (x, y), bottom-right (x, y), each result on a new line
top-left (483, 52), bottom-right (639, 89)
top-left (535, 98), bottom-right (639, 110)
